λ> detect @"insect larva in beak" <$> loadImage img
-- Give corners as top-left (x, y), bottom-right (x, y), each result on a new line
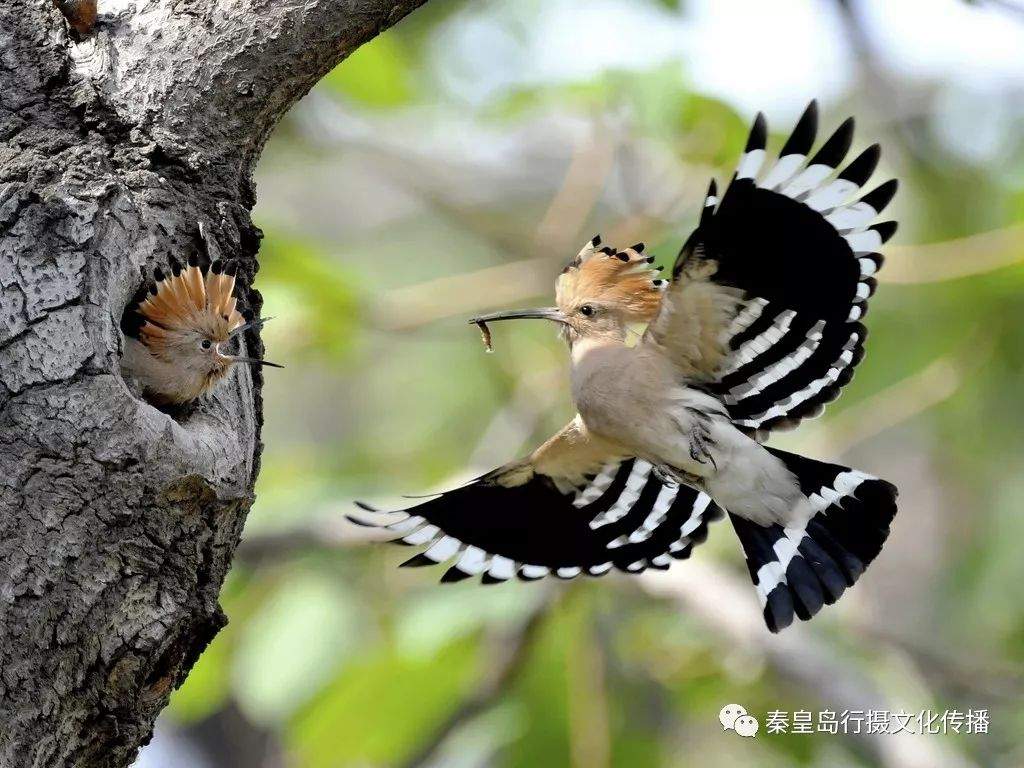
top-left (475, 320), bottom-right (493, 353)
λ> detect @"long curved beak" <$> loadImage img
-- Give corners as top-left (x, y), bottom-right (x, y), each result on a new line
top-left (468, 307), bottom-right (569, 326)
top-left (230, 355), bottom-right (284, 369)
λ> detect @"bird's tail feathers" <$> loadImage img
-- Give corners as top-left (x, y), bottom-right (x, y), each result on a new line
top-left (727, 447), bottom-right (897, 632)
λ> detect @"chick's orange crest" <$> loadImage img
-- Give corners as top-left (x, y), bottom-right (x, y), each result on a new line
top-left (135, 259), bottom-right (245, 357)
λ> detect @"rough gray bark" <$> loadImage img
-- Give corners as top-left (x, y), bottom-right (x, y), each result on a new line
top-left (0, 1), bottom-right (426, 765)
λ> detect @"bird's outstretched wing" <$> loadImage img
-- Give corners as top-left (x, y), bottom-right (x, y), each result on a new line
top-left (349, 418), bottom-right (723, 583)
top-left (645, 101), bottom-right (897, 437)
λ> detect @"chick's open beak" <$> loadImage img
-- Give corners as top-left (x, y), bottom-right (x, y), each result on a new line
top-left (230, 356), bottom-right (284, 369)
top-left (468, 307), bottom-right (569, 326)
top-left (224, 316), bottom-right (284, 368)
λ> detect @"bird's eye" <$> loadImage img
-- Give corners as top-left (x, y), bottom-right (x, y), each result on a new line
top-left (200, 339), bottom-right (213, 350)
top-left (580, 305), bottom-right (595, 317)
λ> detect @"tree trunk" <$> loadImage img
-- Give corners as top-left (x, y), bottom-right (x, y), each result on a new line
top-left (0, 1), bottom-right (426, 765)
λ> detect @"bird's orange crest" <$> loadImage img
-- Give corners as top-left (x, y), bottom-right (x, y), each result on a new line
top-left (135, 260), bottom-right (245, 351)
top-left (555, 235), bottom-right (666, 324)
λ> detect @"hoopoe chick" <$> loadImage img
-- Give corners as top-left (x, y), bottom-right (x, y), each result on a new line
top-left (353, 102), bottom-right (901, 633)
top-left (121, 256), bottom-right (281, 406)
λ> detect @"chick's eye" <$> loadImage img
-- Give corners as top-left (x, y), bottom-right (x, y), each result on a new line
top-left (580, 305), bottom-right (595, 317)
top-left (200, 339), bottom-right (213, 350)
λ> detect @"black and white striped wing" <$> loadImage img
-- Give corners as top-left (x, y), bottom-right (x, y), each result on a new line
top-left (669, 102), bottom-right (897, 436)
top-left (349, 457), bottom-right (723, 583)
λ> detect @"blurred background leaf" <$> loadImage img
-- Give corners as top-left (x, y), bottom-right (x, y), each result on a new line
top-left (322, 35), bottom-right (418, 109)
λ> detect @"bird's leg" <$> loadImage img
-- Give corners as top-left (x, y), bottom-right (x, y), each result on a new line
top-left (669, 406), bottom-right (720, 472)
top-left (654, 463), bottom-right (703, 488)
top-left (688, 422), bottom-right (718, 470)
top-left (651, 464), bottom-right (678, 486)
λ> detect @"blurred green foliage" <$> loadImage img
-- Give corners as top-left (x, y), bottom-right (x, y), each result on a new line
top-left (322, 35), bottom-right (417, 109)
top-left (291, 635), bottom-right (481, 766)
top-left (258, 232), bottom-right (361, 361)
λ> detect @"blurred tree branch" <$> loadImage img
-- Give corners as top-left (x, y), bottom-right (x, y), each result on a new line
top-left (316, 86), bottom-right (1022, 329)
top-left (291, 94), bottom-right (702, 328)
top-left (884, 226), bottom-right (1024, 283)
top-left (371, 222), bottom-right (1024, 331)
top-left (797, 333), bottom-right (992, 460)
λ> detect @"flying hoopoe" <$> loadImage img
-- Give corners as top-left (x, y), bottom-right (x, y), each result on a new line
top-left (121, 255), bottom-right (281, 406)
top-left (352, 102), bottom-right (899, 632)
